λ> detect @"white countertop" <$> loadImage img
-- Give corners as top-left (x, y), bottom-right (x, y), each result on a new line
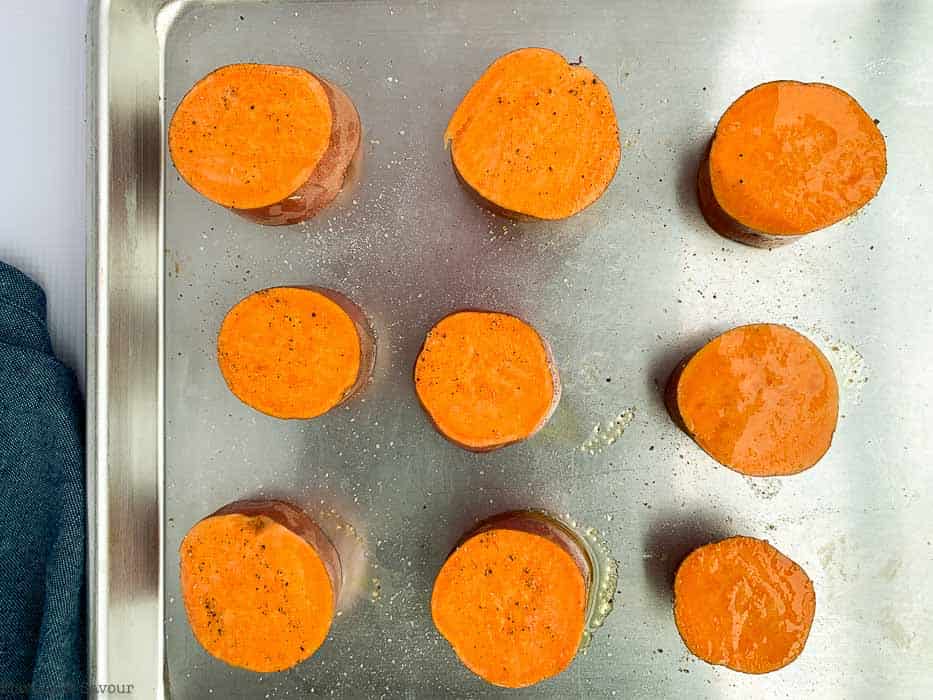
top-left (0, 0), bottom-right (88, 385)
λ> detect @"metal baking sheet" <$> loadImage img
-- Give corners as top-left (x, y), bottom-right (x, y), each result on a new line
top-left (90, 1), bottom-right (933, 697)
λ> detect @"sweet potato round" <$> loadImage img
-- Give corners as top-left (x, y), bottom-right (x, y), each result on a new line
top-left (169, 63), bottom-right (361, 225)
top-left (179, 499), bottom-right (341, 673)
top-left (414, 310), bottom-right (560, 451)
top-left (674, 536), bottom-right (815, 674)
top-left (445, 48), bottom-right (620, 220)
top-left (431, 511), bottom-right (591, 688)
top-left (217, 286), bottom-right (375, 419)
top-left (666, 324), bottom-right (838, 476)
top-left (698, 80), bottom-right (886, 247)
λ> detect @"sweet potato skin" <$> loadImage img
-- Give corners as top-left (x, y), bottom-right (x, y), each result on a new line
top-left (238, 77), bottom-right (362, 226)
top-left (413, 309), bottom-right (561, 452)
top-left (663, 353), bottom-right (692, 435)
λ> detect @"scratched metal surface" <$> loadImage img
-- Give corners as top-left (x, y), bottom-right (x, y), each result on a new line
top-left (130, 0), bottom-right (933, 697)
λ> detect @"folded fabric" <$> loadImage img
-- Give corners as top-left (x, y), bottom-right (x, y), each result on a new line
top-left (0, 261), bottom-right (84, 699)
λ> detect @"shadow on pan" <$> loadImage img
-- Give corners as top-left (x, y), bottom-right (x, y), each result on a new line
top-left (642, 511), bottom-right (736, 606)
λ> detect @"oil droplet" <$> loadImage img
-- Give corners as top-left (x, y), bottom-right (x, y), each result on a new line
top-left (580, 408), bottom-right (636, 454)
top-left (580, 526), bottom-right (619, 650)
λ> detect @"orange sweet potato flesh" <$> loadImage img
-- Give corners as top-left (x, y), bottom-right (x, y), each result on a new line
top-left (217, 287), bottom-right (374, 419)
top-left (414, 310), bottom-right (560, 451)
top-left (169, 63), bottom-right (361, 225)
top-left (445, 48), bottom-right (620, 220)
top-left (431, 512), bottom-right (590, 688)
top-left (180, 499), bottom-right (341, 673)
top-left (666, 324), bottom-right (838, 476)
top-left (699, 81), bottom-right (886, 246)
top-left (674, 536), bottom-right (815, 674)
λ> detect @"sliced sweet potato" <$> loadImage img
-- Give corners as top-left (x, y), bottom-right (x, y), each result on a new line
top-left (674, 536), bottom-right (816, 674)
top-left (445, 48), bottom-right (620, 220)
top-left (169, 63), bottom-right (361, 225)
top-left (666, 324), bottom-right (838, 476)
top-left (180, 499), bottom-right (341, 673)
top-left (431, 511), bottom-right (590, 688)
top-left (217, 286), bottom-right (374, 419)
top-left (698, 80), bottom-right (886, 247)
top-left (414, 310), bottom-right (560, 451)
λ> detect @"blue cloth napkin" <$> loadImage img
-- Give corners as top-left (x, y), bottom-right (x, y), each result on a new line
top-left (0, 261), bottom-right (84, 699)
